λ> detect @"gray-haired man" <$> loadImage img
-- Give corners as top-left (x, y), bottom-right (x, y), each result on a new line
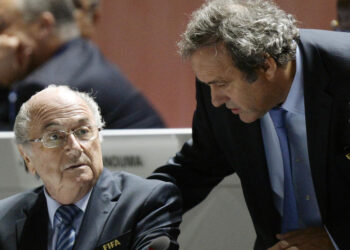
top-left (151, 0), bottom-right (350, 249)
top-left (0, 85), bottom-right (181, 249)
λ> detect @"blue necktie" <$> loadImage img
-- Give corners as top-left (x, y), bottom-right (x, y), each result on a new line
top-left (269, 108), bottom-right (299, 233)
top-left (55, 205), bottom-right (81, 250)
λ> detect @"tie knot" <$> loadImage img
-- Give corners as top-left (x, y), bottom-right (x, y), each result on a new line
top-left (55, 205), bottom-right (81, 226)
top-left (269, 107), bottom-right (286, 128)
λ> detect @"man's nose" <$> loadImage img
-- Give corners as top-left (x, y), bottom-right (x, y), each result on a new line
top-left (64, 134), bottom-right (83, 158)
top-left (210, 85), bottom-right (228, 107)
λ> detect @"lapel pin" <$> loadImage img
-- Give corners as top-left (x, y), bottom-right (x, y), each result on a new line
top-left (345, 146), bottom-right (350, 160)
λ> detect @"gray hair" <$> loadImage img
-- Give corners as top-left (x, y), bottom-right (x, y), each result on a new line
top-left (178, 0), bottom-right (300, 82)
top-left (14, 85), bottom-right (105, 146)
top-left (16, 0), bottom-right (80, 41)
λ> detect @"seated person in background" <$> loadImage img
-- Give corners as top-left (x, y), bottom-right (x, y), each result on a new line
top-left (0, 85), bottom-right (181, 250)
top-left (0, 0), bottom-right (164, 131)
top-left (73, 0), bottom-right (101, 38)
top-left (331, 0), bottom-right (350, 31)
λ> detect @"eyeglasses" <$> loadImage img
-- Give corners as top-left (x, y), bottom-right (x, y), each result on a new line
top-left (27, 125), bottom-right (101, 148)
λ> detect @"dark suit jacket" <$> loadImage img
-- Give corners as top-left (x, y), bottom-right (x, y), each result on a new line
top-left (0, 38), bottom-right (164, 130)
top-left (0, 169), bottom-right (182, 250)
top-left (151, 29), bottom-right (350, 249)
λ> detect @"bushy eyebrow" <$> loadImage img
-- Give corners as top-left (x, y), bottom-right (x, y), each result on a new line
top-left (43, 123), bottom-right (57, 129)
top-left (207, 80), bottom-right (229, 85)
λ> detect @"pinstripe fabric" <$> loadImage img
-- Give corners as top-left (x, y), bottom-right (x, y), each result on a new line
top-left (54, 205), bottom-right (81, 250)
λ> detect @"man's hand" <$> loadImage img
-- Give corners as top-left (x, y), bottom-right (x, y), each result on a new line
top-left (267, 227), bottom-right (335, 250)
top-left (0, 34), bottom-right (31, 86)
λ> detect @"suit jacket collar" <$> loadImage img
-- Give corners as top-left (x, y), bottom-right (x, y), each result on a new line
top-left (16, 169), bottom-right (122, 250)
top-left (73, 168), bottom-right (122, 250)
top-left (17, 187), bottom-right (48, 250)
top-left (298, 29), bottom-right (333, 219)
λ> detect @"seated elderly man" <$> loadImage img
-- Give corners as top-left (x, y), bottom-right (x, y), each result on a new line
top-left (0, 85), bottom-right (181, 250)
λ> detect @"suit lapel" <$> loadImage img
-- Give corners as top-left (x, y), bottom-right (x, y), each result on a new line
top-left (299, 36), bottom-right (333, 219)
top-left (73, 170), bottom-right (121, 250)
top-left (17, 189), bottom-right (48, 250)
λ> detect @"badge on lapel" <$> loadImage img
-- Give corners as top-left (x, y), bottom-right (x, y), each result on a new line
top-left (96, 231), bottom-right (132, 250)
top-left (345, 146), bottom-right (350, 160)
top-left (101, 239), bottom-right (121, 250)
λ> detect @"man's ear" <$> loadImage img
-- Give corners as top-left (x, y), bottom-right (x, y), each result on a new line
top-left (36, 11), bottom-right (56, 39)
top-left (262, 56), bottom-right (277, 80)
top-left (17, 145), bottom-right (35, 175)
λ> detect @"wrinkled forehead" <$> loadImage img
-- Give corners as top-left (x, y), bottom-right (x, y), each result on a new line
top-left (191, 44), bottom-right (233, 69)
top-left (0, 0), bottom-right (22, 27)
top-left (0, 0), bottom-right (18, 12)
top-left (28, 89), bottom-right (94, 133)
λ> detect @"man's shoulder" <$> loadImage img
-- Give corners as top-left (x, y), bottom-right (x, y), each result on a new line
top-left (0, 188), bottom-right (41, 220)
top-left (300, 28), bottom-right (350, 38)
top-left (15, 38), bottom-right (133, 101)
top-left (121, 171), bottom-right (174, 186)
top-left (299, 29), bottom-right (350, 80)
top-left (110, 169), bottom-right (176, 187)
top-left (16, 38), bottom-right (114, 87)
top-left (102, 169), bottom-right (179, 199)
top-left (299, 29), bottom-right (350, 50)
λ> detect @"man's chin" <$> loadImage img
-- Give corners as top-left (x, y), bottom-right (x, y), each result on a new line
top-left (238, 113), bottom-right (260, 124)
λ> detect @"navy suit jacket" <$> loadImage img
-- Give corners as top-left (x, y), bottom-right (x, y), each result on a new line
top-left (151, 29), bottom-right (350, 249)
top-left (0, 38), bottom-right (164, 130)
top-left (0, 169), bottom-right (182, 250)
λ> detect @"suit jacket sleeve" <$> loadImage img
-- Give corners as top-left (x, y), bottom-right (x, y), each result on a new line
top-left (149, 79), bottom-right (235, 211)
top-left (130, 182), bottom-right (182, 250)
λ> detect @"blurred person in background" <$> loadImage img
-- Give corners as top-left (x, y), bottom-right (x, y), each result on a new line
top-left (0, 85), bottom-right (181, 250)
top-left (73, 0), bottom-right (101, 38)
top-left (150, 0), bottom-right (350, 249)
top-left (331, 0), bottom-right (350, 31)
top-left (0, 0), bottom-right (165, 131)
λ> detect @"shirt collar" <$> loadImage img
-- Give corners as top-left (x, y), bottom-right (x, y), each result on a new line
top-left (44, 187), bottom-right (93, 228)
top-left (281, 46), bottom-right (305, 115)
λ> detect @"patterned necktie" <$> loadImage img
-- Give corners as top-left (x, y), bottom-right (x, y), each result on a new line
top-left (55, 205), bottom-right (81, 250)
top-left (269, 108), bottom-right (299, 233)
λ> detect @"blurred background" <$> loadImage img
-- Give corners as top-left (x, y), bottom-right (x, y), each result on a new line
top-left (91, 0), bottom-right (337, 128)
